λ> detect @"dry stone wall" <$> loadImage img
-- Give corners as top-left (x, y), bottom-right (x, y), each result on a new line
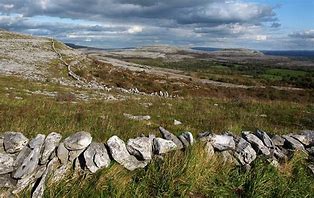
top-left (1, 127), bottom-right (314, 197)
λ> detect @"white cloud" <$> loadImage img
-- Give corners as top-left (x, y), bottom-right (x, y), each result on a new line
top-left (127, 25), bottom-right (143, 34)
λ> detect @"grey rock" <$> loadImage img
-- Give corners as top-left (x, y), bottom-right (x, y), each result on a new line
top-left (178, 135), bottom-right (189, 148)
top-left (68, 149), bottom-right (84, 162)
top-left (209, 134), bottom-right (235, 151)
top-left (308, 164), bottom-right (314, 175)
top-left (159, 127), bottom-right (183, 149)
top-left (0, 153), bottom-right (14, 174)
top-left (107, 136), bottom-right (147, 171)
top-left (274, 146), bottom-right (288, 160)
top-left (0, 173), bottom-right (17, 188)
top-left (56, 142), bottom-right (69, 164)
top-left (255, 129), bottom-right (274, 148)
top-left (283, 135), bottom-right (305, 150)
top-left (127, 137), bottom-right (153, 161)
top-left (291, 134), bottom-right (310, 146)
top-left (40, 132), bottom-right (62, 164)
top-left (0, 137), bottom-right (4, 153)
top-left (28, 134), bottom-right (45, 149)
top-left (13, 135), bottom-right (44, 179)
top-left (243, 133), bottom-right (270, 156)
top-left (32, 157), bottom-right (59, 198)
top-left (84, 142), bottom-right (110, 173)
top-left (50, 163), bottom-right (71, 183)
top-left (204, 142), bottom-right (215, 158)
top-left (182, 132), bottom-right (194, 145)
top-left (64, 131), bottom-right (92, 151)
top-left (302, 130), bottom-right (314, 146)
top-left (153, 138), bottom-right (177, 154)
top-left (3, 132), bottom-right (28, 153)
top-left (271, 135), bottom-right (285, 146)
top-left (234, 138), bottom-right (256, 165)
top-left (306, 147), bottom-right (314, 156)
top-left (12, 165), bottom-right (46, 194)
top-left (14, 146), bottom-right (32, 168)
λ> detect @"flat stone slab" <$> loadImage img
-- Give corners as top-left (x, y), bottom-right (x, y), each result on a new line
top-left (208, 134), bottom-right (235, 151)
top-left (3, 132), bottom-right (29, 154)
top-left (283, 135), bottom-right (305, 150)
top-left (255, 130), bottom-right (274, 148)
top-left (127, 137), bottom-right (153, 161)
top-left (153, 138), bottom-right (177, 154)
top-left (57, 142), bottom-right (69, 164)
top-left (271, 135), bottom-right (285, 146)
top-left (40, 132), bottom-right (62, 164)
top-left (64, 131), bottom-right (92, 151)
top-left (107, 136), bottom-right (147, 171)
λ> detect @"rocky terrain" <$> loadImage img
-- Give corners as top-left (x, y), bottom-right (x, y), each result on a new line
top-left (0, 30), bottom-right (313, 197)
top-left (1, 128), bottom-right (313, 197)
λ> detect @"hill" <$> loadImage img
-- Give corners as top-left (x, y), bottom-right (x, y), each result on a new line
top-left (0, 30), bottom-right (313, 197)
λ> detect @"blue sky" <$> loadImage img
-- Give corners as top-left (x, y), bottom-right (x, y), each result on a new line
top-left (0, 0), bottom-right (313, 50)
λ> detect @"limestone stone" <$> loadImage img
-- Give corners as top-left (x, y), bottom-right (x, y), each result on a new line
top-left (153, 138), bottom-right (177, 154)
top-left (271, 135), bottom-right (285, 146)
top-left (0, 153), bottom-right (14, 174)
top-left (3, 132), bottom-right (28, 154)
top-left (234, 138), bottom-right (256, 165)
top-left (56, 142), bottom-right (69, 164)
top-left (127, 137), bottom-right (153, 161)
top-left (83, 142), bottom-right (110, 173)
top-left (64, 131), bottom-right (92, 151)
top-left (159, 127), bottom-right (183, 149)
top-left (40, 132), bottom-right (62, 164)
top-left (243, 132), bottom-right (270, 156)
top-left (209, 134), bottom-right (235, 151)
top-left (107, 136), bottom-right (147, 171)
top-left (283, 135), bottom-right (305, 150)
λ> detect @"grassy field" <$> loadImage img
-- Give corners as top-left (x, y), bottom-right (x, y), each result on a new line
top-left (126, 58), bottom-right (314, 88)
top-left (0, 75), bottom-right (314, 197)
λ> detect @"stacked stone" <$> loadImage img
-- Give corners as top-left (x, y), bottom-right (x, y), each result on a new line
top-left (0, 128), bottom-right (313, 197)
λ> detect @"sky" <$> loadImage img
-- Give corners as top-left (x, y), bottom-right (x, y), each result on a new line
top-left (0, 0), bottom-right (313, 50)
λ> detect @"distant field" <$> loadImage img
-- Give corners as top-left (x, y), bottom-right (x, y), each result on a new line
top-left (125, 58), bottom-right (314, 88)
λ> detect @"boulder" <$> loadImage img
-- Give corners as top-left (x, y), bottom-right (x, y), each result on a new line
top-left (0, 153), bottom-right (14, 174)
top-left (14, 146), bottom-right (32, 168)
top-left (127, 137), bottom-right (153, 161)
top-left (107, 136), bottom-right (147, 171)
top-left (153, 138), bottom-right (177, 154)
top-left (208, 134), bottom-right (235, 151)
top-left (3, 132), bottom-right (28, 153)
top-left (13, 135), bottom-right (45, 179)
top-left (291, 134), bottom-right (310, 146)
top-left (83, 142), bottom-right (110, 173)
top-left (255, 129), bottom-right (274, 148)
top-left (174, 120), bottom-right (182, 125)
top-left (271, 135), bottom-right (285, 146)
top-left (158, 127), bottom-right (183, 149)
top-left (283, 135), bottom-right (305, 150)
top-left (64, 131), bottom-right (92, 151)
top-left (40, 132), bottom-right (62, 164)
top-left (242, 132), bottom-right (270, 156)
top-left (56, 142), bottom-right (69, 164)
top-left (234, 138), bottom-right (256, 165)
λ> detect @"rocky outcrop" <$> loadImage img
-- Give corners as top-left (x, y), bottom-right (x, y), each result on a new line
top-left (0, 128), bottom-right (313, 197)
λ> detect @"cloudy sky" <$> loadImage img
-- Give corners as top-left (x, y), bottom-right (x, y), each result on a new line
top-left (0, 0), bottom-right (313, 50)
